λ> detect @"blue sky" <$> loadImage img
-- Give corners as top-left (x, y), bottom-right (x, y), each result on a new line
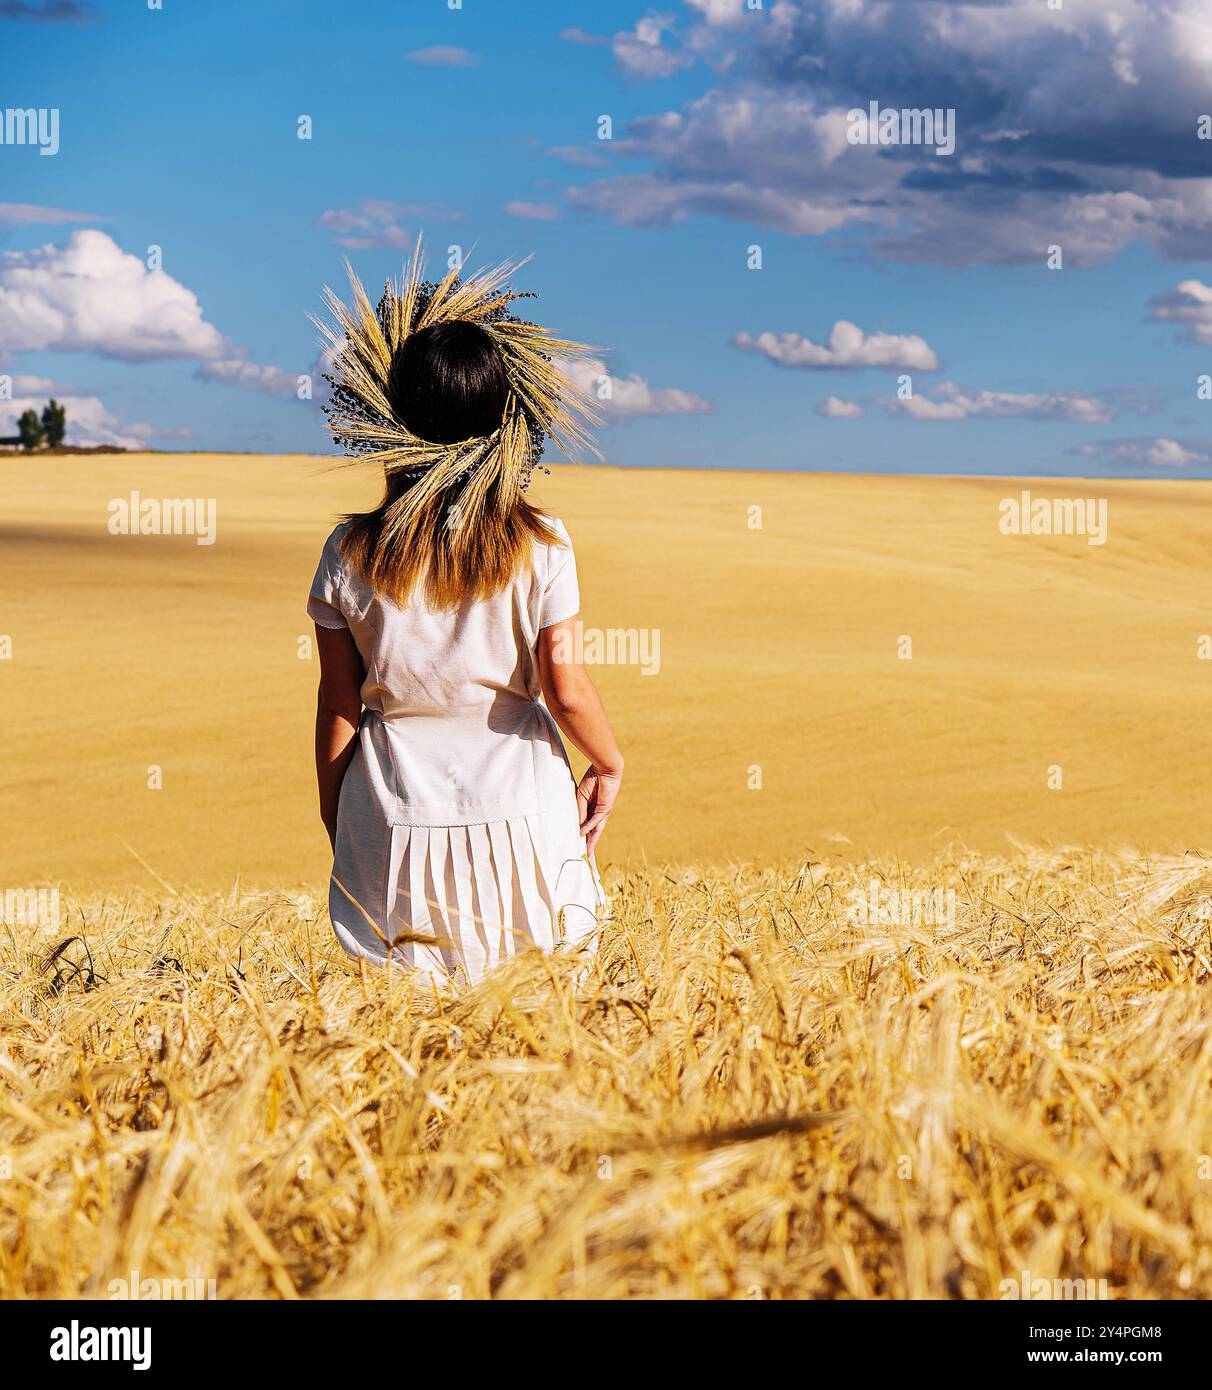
top-left (3, 0), bottom-right (1212, 475)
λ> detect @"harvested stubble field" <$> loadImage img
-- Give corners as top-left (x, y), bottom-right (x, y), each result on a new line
top-left (3, 849), bottom-right (1211, 1300)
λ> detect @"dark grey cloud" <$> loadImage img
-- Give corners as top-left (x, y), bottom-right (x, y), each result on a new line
top-left (0, 0), bottom-right (100, 21)
top-left (564, 0), bottom-right (1212, 267)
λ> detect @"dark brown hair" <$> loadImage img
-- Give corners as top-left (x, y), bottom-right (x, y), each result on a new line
top-left (340, 318), bottom-right (559, 608)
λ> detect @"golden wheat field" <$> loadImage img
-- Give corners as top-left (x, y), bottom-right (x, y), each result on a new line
top-left (2, 454), bottom-right (1212, 887)
top-left (2, 850), bottom-right (1212, 1299)
top-left (3, 454), bottom-right (1212, 1300)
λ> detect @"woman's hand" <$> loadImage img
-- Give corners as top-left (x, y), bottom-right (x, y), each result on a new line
top-left (576, 765), bottom-right (622, 855)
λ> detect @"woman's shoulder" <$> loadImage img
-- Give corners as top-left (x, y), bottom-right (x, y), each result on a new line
top-left (531, 514), bottom-right (573, 579)
top-left (531, 514), bottom-right (579, 626)
top-left (316, 520), bottom-right (353, 568)
top-left (540, 514), bottom-right (572, 550)
top-left (310, 522), bottom-right (359, 605)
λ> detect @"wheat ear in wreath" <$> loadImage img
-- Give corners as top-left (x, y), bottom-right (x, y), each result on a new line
top-left (312, 243), bottom-right (600, 507)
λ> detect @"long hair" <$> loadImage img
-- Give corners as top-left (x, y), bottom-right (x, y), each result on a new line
top-left (316, 248), bottom-right (597, 610)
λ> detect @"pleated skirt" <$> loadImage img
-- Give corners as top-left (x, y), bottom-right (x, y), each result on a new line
top-left (328, 812), bottom-right (604, 984)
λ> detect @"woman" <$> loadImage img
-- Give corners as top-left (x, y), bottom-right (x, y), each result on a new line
top-left (308, 251), bottom-right (622, 985)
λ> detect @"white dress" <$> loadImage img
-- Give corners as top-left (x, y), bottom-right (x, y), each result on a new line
top-left (307, 517), bottom-right (605, 983)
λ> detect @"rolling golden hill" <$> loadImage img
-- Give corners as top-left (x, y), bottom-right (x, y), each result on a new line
top-left (2, 453), bottom-right (1209, 889)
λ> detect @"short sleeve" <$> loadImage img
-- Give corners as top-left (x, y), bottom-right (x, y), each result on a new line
top-left (539, 519), bottom-right (580, 629)
top-left (307, 527), bottom-right (350, 630)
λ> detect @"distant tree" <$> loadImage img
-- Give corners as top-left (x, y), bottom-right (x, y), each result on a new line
top-left (17, 408), bottom-right (45, 451)
top-left (41, 398), bottom-right (66, 448)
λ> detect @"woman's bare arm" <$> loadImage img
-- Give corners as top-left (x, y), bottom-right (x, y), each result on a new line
top-left (538, 619), bottom-right (623, 851)
top-left (314, 623), bottom-right (365, 850)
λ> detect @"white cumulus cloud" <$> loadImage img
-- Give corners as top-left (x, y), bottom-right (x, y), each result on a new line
top-left (1077, 436), bottom-right (1212, 469)
top-left (0, 230), bottom-right (227, 362)
top-left (1146, 279), bottom-right (1212, 346)
top-left (733, 321), bottom-right (939, 372)
top-left (560, 356), bottom-right (712, 421)
top-left (685, 0), bottom-right (746, 24)
top-left (887, 382), bottom-right (1115, 423)
top-left (195, 358), bottom-right (301, 399)
top-left (816, 395), bottom-right (863, 418)
top-left (613, 14), bottom-right (694, 79)
top-left (0, 375), bottom-right (155, 449)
